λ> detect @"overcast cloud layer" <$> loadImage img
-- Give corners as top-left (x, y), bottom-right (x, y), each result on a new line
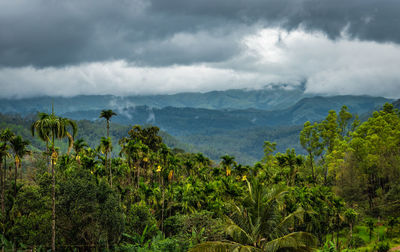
top-left (0, 0), bottom-right (399, 98)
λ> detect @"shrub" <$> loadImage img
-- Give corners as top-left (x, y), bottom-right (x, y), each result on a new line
top-left (374, 241), bottom-right (390, 252)
top-left (348, 235), bottom-right (365, 248)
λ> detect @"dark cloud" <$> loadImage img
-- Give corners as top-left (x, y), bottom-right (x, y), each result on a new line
top-left (0, 0), bottom-right (399, 67)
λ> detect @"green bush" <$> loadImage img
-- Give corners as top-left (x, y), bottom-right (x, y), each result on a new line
top-left (348, 235), bottom-right (365, 248)
top-left (374, 241), bottom-right (390, 252)
top-left (125, 203), bottom-right (159, 242)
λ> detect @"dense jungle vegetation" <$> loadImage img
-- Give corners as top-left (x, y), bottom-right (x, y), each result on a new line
top-left (1, 103), bottom-right (400, 251)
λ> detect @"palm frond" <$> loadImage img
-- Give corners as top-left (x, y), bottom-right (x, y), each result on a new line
top-left (262, 232), bottom-right (317, 252)
top-left (189, 241), bottom-right (261, 252)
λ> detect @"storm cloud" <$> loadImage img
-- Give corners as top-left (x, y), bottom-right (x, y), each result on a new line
top-left (0, 0), bottom-right (399, 98)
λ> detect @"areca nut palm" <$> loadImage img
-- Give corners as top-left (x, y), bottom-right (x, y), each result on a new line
top-left (31, 110), bottom-right (77, 252)
top-left (99, 109), bottom-right (117, 138)
top-left (9, 135), bottom-right (30, 197)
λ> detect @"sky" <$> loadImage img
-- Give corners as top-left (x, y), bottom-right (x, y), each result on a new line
top-left (0, 0), bottom-right (400, 99)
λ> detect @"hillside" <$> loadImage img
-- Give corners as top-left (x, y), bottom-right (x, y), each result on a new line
top-left (60, 95), bottom-right (390, 134)
top-left (0, 94), bottom-right (392, 164)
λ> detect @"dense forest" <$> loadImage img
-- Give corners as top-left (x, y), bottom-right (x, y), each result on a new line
top-left (1, 103), bottom-right (400, 251)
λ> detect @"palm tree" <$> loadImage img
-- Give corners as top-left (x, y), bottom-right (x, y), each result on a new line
top-left (276, 149), bottom-right (303, 186)
top-left (73, 138), bottom-right (88, 155)
top-left (9, 135), bottom-right (30, 197)
top-left (31, 108), bottom-right (77, 252)
top-left (99, 137), bottom-right (113, 187)
top-left (99, 109), bottom-right (117, 138)
top-left (100, 109), bottom-right (117, 183)
top-left (73, 138), bottom-right (88, 164)
top-left (59, 117), bottom-right (78, 154)
top-left (190, 178), bottom-right (317, 251)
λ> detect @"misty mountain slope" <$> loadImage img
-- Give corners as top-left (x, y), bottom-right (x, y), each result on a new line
top-left (0, 87), bottom-right (309, 114)
top-left (0, 94), bottom-right (393, 164)
top-left (60, 95), bottom-right (391, 135)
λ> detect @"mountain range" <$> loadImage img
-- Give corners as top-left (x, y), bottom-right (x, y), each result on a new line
top-left (0, 87), bottom-right (394, 164)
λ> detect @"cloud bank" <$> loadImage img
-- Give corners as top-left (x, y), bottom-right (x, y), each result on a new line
top-left (0, 0), bottom-right (399, 98)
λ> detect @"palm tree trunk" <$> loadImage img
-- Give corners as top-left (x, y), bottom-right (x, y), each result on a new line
top-left (107, 120), bottom-right (110, 138)
top-left (108, 152), bottom-right (112, 188)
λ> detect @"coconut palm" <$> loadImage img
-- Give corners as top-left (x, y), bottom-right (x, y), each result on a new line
top-left (190, 178), bottom-right (317, 252)
top-left (99, 137), bottom-right (113, 187)
top-left (31, 108), bottom-right (77, 252)
top-left (9, 136), bottom-right (30, 197)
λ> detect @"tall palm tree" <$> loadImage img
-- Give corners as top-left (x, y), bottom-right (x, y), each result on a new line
top-left (9, 135), bottom-right (30, 197)
top-left (99, 137), bottom-right (113, 187)
top-left (190, 178), bottom-right (317, 252)
top-left (100, 109), bottom-right (117, 183)
top-left (31, 108), bottom-right (77, 252)
top-left (99, 109), bottom-right (117, 138)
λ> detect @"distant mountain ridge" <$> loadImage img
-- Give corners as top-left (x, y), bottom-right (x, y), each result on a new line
top-left (0, 89), bottom-right (393, 164)
top-left (0, 86), bottom-right (310, 114)
top-left (61, 95), bottom-right (391, 135)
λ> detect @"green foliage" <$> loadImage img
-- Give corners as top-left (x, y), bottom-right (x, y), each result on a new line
top-left (2, 101), bottom-right (400, 251)
top-left (7, 185), bottom-right (51, 247)
top-left (374, 241), bottom-right (390, 252)
top-left (348, 235), bottom-right (365, 248)
top-left (125, 203), bottom-right (158, 242)
top-left (57, 167), bottom-right (124, 248)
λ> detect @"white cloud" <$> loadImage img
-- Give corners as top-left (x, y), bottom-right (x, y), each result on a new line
top-left (1, 28), bottom-right (400, 99)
